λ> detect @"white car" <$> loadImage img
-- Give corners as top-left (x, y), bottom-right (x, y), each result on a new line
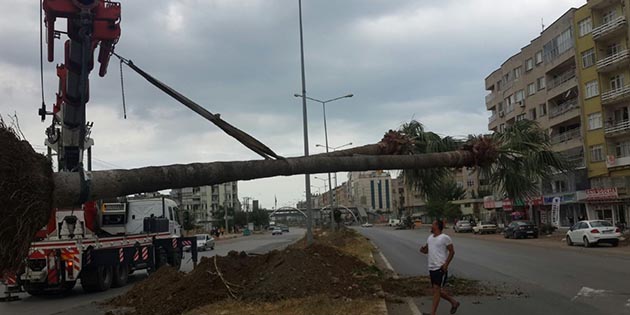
top-left (184, 234), bottom-right (215, 252)
top-left (566, 220), bottom-right (621, 247)
top-left (271, 227), bottom-right (283, 235)
top-left (361, 222), bottom-right (373, 228)
top-left (473, 221), bottom-right (497, 234)
top-left (388, 219), bottom-right (401, 227)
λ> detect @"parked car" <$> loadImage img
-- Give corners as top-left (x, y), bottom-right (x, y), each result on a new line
top-left (473, 221), bottom-right (497, 234)
top-left (279, 225), bottom-right (290, 232)
top-left (271, 227), bottom-right (283, 235)
top-left (361, 222), bottom-right (373, 228)
top-left (268, 225), bottom-right (276, 231)
top-left (504, 221), bottom-right (538, 239)
top-left (388, 219), bottom-right (401, 227)
top-left (454, 221), bottom-right (473, 233)
top-left (184, 234), bottom-right (215, 252)
top-left (566, 220), bottom-right (621, 247)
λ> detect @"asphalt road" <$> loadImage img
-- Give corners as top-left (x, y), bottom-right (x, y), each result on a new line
top-left (0, 228), bottom-right (304, 315)
top-left (355, 226), bottom-right (630, 315)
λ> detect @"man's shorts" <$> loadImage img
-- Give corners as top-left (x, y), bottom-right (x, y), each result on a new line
top-left (429, 269), bottom-right (448, 287)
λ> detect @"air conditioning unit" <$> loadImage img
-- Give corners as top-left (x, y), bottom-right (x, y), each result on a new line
top-left (517, 101), bottom-right (525, 108)
top-left (499, 111), bottom-right (505, 117)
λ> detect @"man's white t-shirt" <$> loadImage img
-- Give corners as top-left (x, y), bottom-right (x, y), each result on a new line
top-left (426, 233), bottom-right (453, 271)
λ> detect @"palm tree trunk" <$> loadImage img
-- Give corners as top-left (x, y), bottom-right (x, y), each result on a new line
top-left (53, 150), bottom-right (475, 207)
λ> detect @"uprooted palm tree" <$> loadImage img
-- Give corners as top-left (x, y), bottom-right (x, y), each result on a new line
top-left (0, 119), bottom-right (561, 272)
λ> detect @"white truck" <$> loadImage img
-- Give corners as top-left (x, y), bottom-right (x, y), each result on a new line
top-left (1, 197), bottom-right (198, 299)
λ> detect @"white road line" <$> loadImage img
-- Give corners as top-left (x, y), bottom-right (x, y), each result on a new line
top-left (406, 297), bottom-right (424, 315)
top-left (378, 251), bottom-right (399, 279)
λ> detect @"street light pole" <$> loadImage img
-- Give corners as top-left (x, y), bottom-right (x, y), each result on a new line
top-left (297, 0), bottom-right (313, 244)
top-left (295, 93), bottom-right (353, 231)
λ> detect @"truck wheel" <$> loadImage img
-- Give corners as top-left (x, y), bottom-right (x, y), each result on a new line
top-left (61, 280), bottom-right (76, 293)
top-left (149, 247), bottom-right (168, 274)
top-left (169, 251), bottom-right (182, 271)
top-left (81, 265), bottom-right (113, 292)
top-left (112, 264), bottom-right (129, 288)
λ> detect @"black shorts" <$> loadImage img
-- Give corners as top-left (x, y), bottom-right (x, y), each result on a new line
top-left (429, 269), bottom-right (448, 287)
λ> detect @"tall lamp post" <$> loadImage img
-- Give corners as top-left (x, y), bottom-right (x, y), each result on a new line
top-left (315, 142), bottom-right (352, 212)
top-left (296, 0), bottom-right (314, 244)
top-left (294, 93), bottom-right (353, 230)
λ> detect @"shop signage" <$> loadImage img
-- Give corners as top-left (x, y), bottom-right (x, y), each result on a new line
top-left (502, 198), bottom-right (513, 211)
top-left (543, 194), bottom-right (576, 205)
top-left (551, 197), bottom-right (560, 227)
top-left (585, 188), bottom-right (618, 200)
top-left (526, 196), bottom-right (544, 206)
top-left (483, 196), bottom-right (495, 209)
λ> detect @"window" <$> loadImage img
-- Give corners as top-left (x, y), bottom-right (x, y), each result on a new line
top-left (603, 9), bottom-right (617, 24)
top-left (543, 27), bottom-right (574, 63)
top-left (588, 112), bottom-right (602, 130)
top-left (467, 179), bottom-right (474, 187)
top-left (610, 74), bottom-right (624, 90)
top-left (553, 180), bottom-right (567, 193)
top-left (535, 51), bottom-right (543, 64)
top-left (530, 108), bottom-right (537, 120)
top-left (537, 77), bottom-right (546, 90)
top-left (591, 145), bottom-right (604, 162)
top-left (585, 80), bottom-right (599, 98)
top-left (526, 58), bottom-right (534, 71)
top-left (616, 140), bottom-right (630, 157)
top-left (515, 90), bottom-right (525, 102)
top-left (499, 123), bottom-right (506, 132)
top-left (540, 103), bottom-right (547, 116)
top-left (514, 66), bottom-right (522, 79)
top-left (497, 80), bottom-right (502, 91)
top-left (581, 48), bottom-right (595, 68)
top-left (516, 114), bottom-right (526, 121)
top-left (527, 83), bottom-right (536, 96)
top-left (578, 17), bottom-right (592, 36)
top-left (607, 43), bottom-right (621, 57)
top-left (613, 107), bottom-right (629, 124)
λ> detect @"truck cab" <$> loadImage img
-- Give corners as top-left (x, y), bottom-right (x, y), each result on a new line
top-left (100, 197), bottom-right (182, 237)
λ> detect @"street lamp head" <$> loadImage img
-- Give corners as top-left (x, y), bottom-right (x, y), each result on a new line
top-left (345, 94), bottom-right (354, 98)
top-left (294, 93), bottom-right (302, 98)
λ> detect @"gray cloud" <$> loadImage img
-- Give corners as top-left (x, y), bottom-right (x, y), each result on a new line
top-left (1, 0), bottom-right (585, 208)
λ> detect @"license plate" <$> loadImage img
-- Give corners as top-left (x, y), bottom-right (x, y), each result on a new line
top-left (603, 230), bottom-right (612, 234)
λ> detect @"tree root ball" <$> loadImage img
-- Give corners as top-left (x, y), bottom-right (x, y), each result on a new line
top-left (0, 125), bottom-right (54, 274)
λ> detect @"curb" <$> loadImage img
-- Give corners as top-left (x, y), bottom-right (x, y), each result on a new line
top-left (368, 241), bottom-right (392, 315)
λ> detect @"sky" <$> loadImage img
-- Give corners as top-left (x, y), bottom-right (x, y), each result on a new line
top-left (1, 0), bottom-right (586, 209)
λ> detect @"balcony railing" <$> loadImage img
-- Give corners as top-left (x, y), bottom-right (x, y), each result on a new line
top-left (550, 128), bottom-right (581, 145)
top-left (606, 155), bottom-right (630, 168)
top-left (565, 154), bottom-right (585, 168)
top-left (548, 98), bottom-right (579, 118)
top-left (605, 119), bottom-right (630, 134)
top-left (597, 49), bottom-right (630, 72)
top-left (547, 68), bottom-right (576, 91)
top-left (485, 93), bottom-right (495, 104)
top-left (592, 16), bottom-right (627, 41)
top-left (488, 114), bottom-right (497, 123)
top-left (601, 85), bottom-right (630, 104)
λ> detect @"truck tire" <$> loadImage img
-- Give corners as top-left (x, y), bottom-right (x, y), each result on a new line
top-left (112, 264), bottom-right (129, 288)
top-left (81, 265), bottom-right (113, 292)
top-left (149, 247), bottom-right (168, 274)
top-left (24, 282), bottom-right (47, 296)
top-left (169, 251), bottom-right (182, 271)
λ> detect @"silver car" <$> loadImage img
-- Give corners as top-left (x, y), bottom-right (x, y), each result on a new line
top-left (184, 234), bottom-right (215, 251)
top-left (454, 221), bottom-right (473, 233)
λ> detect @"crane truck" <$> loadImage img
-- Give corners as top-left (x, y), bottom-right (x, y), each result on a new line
top-left (1, 0), bottom-right (198, 301)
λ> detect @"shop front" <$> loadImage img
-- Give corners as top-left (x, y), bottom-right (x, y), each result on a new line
top-left (542, 193), bottom-right (585, 228)
top-left (579, 188), bottom-right (628, 226)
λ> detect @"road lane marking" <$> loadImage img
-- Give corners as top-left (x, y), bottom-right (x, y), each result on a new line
top-left (378, 251), bottom-right (399, 279)
top-left (406, 297), bottom-right (424, 315)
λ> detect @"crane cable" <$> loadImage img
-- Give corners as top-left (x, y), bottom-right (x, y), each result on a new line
top-left (39, 0), bottom-right (45, 107)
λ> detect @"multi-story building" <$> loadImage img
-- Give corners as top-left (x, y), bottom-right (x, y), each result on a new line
top-left (574, 0), bottom-right (630, 225)
top-left (347, 171), bottom-right (393, 213)
top-left (485, 9), bottom-right (590, 227)
top-left (170, 182), bottom-right (240, 223)
top-left (451, 167), bottom-right (484, 217)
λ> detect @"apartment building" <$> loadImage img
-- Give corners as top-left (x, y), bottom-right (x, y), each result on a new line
top-left (451, 167), bottom-right (485, 217)
top-left (170, 182), bottom-right (240, 223)
top-left (574, 0), bottom-right (630, 226)
top-left (485, 9), bottom-right (590, 227)
top-left (347, 171), bottom-right (393, 213)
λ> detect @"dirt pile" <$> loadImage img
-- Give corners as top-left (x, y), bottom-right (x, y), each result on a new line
top-left (0, 122), bottom-right (53, 274)
top-left (109, 243), bottom-right (382, 315)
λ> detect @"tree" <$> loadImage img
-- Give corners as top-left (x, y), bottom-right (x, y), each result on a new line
top-left (234, 211), bottom-right (247, 227)
top-left (212, 206), bottom-right (234, 230)
top-left (182, 210), bottom-right (195, 231)
top-left (250, 209), bottom-right (270, 229)
top-left (424, 180), bottom-right (466, 221)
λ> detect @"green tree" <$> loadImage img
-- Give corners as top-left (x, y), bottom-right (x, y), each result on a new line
top-left (425, 180), bottom-right (466, 221)
top-left (250, 209), bottom-right (270, 229)
top-left (182, 210), bottom-right (195, 231)
top-left (234, 211), bottom-right (247, 227)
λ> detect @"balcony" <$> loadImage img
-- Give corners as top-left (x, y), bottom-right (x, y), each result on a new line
top-left (548, 98), bottom-right (579, 119)
top-left (488, 114), bottom-right (497, 123)
top-left (606, 155), bottom-right (630, 169)
top-left (565, 153), bottom-right (585, 168)
top-left (485, 93), bottom-right (495, 104)
top-left (547, 68), bottom-right (576, 94)
top-left (551, 129), bottom-right (582, 151)
top-left (592, 16), bottom-right (627, 41)
top-left (597, 50), bottom-right (630, 73)
top-left (605, 119), bottom-right (630, 135)
top-left (589, 0), bottom-right (620, 9)
top-left (601, 85), bottom-right (630, 105)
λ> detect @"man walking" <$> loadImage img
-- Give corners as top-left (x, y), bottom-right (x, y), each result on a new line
top-left (420, 220), bottom-right (460, 315)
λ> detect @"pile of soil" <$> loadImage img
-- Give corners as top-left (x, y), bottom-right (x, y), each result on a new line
top-left (109, 243), bottom-right (382, 315)
top-left (0, 123), bottom-right (53, 273)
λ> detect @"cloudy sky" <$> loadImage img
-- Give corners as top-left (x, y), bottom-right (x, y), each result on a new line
top-left (1, 0), bottom-right (585, 208)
